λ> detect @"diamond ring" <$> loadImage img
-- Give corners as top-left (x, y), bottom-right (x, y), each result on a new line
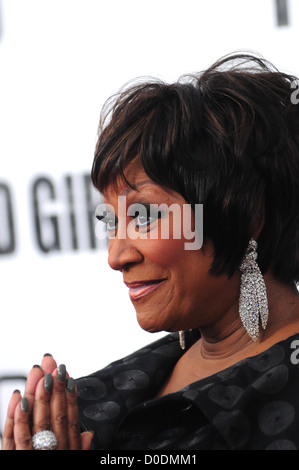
top-left (32, 430), bottom-right (58, 450)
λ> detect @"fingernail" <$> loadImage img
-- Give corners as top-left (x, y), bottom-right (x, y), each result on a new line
top-left (43, 353), bottom-right (52, 357)
top-left (66, 377), bottom-right (75, 393)
top-left (13, 389), bottom-right (20, 394)
top-left (21, 397), bottom-right (28, 412)
top-left (57, 364), bottom-right (66, 382)
top-left (33, 364), bottom-right (42, 369)
top-left (44, 374), bottom-right (53, 392)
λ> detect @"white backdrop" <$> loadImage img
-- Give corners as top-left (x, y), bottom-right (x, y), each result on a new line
top-left (0, 0), bottom-right (298, 435)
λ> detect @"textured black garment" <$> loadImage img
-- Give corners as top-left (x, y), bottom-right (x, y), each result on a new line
top-left (76, 329), bottom-right (299, 450)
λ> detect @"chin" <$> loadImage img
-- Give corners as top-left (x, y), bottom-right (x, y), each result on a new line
top-left (137, 319), bottom-right (163, 334)
top-left (135, 307), bottom-right (178, 335)
top-left (135, 311), bottom-right (165, 334)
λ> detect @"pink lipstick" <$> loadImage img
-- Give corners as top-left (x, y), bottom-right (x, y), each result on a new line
top-left (125, 279), bottom-right (166, 301)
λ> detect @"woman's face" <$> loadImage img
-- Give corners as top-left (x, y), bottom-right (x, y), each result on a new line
top-left (102, 159), bottom-right (240, 334)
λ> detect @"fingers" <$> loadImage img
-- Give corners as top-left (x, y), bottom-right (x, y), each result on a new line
top-left (50, 369), bottom-right (91, 450)
top-left (29, 364), bottom-right (83, 450)
top-left (2, 362), bottom-right (44, 451)
top-left (24, 365), bottom-right (44, 402)
top-left (1, 390), bottom-right (22, 450)
top-left (2, 358), bottom-right (91, 451)
top-left (65, 377), bottom-right (82, 450)
top-left (32, 374), bottom-right (53, 435)
top-left (13, 397), bottom-right (33, 450)
top-left (41, 354), bottom-right (57, 375)
top-left (80, 431), bottom-right (94, 451)
top-left (50, 365), bottom-right (69, 449)
top-left (24, 364), bottom-right (83, 450)
top-left (38, 365), bottom-right (82, 450)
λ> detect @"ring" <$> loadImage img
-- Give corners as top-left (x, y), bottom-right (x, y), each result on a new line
top-left (32, 430), bottom-right (58, 450)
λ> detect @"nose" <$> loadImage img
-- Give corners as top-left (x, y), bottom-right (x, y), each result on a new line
top-left (108, 236), bottom-right (143, 272)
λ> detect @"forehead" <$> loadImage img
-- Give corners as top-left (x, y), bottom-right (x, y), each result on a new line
top-left (102, 157), bottom-right (185, 205)
top-left (102, 159), bottom-right (154, 201)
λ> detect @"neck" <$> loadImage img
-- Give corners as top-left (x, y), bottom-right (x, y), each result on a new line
top-left (199, 319), bottom-right (255, 361)
top-left (197, 273), bottom-right (299, 364)
top-left (157, 274), bottom-right (299, 396)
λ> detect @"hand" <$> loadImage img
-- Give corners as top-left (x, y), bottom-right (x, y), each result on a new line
top-left (1, 355), bottom-right (93, 450)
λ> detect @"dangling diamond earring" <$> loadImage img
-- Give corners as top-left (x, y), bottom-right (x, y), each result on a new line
top-left (239, 239), bottom-right (269, 341)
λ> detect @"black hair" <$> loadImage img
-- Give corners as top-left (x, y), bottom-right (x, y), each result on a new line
top-left (91, 53), bottom-right (299, 285)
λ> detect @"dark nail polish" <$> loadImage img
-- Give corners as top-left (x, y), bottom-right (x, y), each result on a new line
top-left (21, 397), bottom-right (28, 412)
top-left (57, 364), bottom-right (66, 382)
top-left (33, 364), bottom-right (42, 369)
top-left (44, 374), bottom-right (53, 392)
top-left (13, 389), bottom-right (20, 394)
top-left (43, 353), bottom-right (53, 357)
top-left (66, 377), bottom-right (75, 393)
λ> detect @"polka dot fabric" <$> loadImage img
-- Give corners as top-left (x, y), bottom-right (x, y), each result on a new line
top-left (76, 330), bottom-right (299, 450)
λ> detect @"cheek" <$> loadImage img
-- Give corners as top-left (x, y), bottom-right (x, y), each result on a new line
top-left (139, 237), bottom-right (187, 267)
top-left (148, 238), bottom-right (215, 300)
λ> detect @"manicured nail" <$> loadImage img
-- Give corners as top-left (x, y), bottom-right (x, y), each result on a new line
top-left (33, 364), bottom-right (42, 369)
top-left (21, 397), bottom-right (28, 412)
top-left (43, 353), bottom-right (52, 357)
top-left (66, 377), bottom-right (75, 393)
top-left (44, 374), bottom-right (53, 392)
top-left (13, 389), bottom-right (20, 394)
top-left (57, 364), bottom-right (66, 382)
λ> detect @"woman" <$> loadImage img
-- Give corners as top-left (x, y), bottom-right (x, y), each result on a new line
top-left (2, 53), bottom-right (299, 450)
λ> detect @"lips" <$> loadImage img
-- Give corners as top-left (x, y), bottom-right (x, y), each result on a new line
top-left (125, 279), bottom-right (166, 301)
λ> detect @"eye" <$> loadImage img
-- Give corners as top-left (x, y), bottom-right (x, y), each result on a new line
top-left (105, 216), bottom-right (118, 231)
top-left (96, 212), bottom-right (118, 232)
top-left (134, 212), bottom-right (151, 228)
top-left (134, 207), bottom-right (161, 230)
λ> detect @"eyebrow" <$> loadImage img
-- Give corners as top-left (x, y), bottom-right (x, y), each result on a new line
top-left (121, 180), bottom-right (155, 195)
top-left (104, 180), bottom-right (155, 201)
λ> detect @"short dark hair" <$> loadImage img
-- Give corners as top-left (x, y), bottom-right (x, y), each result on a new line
top-left (91, 53), bottom-right (299, 285)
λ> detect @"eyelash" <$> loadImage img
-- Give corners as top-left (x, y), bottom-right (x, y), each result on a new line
top-left (134, 209), bottom-right (161, 229)
top-left (97, 207), bottom-right (161, 232)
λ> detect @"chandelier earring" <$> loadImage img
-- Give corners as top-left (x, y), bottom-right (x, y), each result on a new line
top-left (239, 238), bottom-right (269, 341)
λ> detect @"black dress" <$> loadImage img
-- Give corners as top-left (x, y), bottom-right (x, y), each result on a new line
top-left (76, 329), bottom-right (299, 450)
